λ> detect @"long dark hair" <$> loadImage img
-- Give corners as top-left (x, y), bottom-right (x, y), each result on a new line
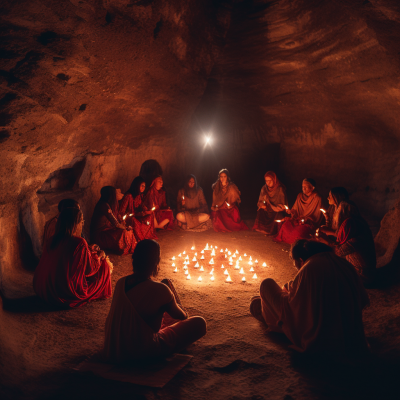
top-left (126, 176), bottom-right (145, 198)
top-left (57, 198), bottom-right (80, 212)
top-left (184, 174), bottom-right (198, 197)
top-left (290, 239), bottom-right (332, 263)
top-left (212, 168), bottom-right (231, 191)
top-left (132, 239), bottom-right (161, 278)
top-left (50, 208), bottom-right (83, 250)
top-left (330, 187), bottom-right (349, 207)
top-left (100, 186), bottom-right (118, 215)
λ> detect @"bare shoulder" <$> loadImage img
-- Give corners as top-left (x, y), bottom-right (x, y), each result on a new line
top-left (150, 281), bottom-right (174, 301)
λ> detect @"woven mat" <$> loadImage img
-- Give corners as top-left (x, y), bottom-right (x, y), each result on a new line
top-left (74, 353), bottom-right (193, 388)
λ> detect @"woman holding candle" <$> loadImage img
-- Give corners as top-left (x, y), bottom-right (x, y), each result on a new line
top-left (210, 169), bottom-right (248, 232)
top-left (249, 239), bottom-right (369, 359)
top-left (90, 186), bottom-right (138, 255)
top-left (274, 178), bottom-right (323, 244)
top-left (176, 174), bottom-right (210, 231)
top-left (34, 208), bottom-right (112, 308)
top-left (103, 240), bottom-right (207, 362)
top-left (143, 176), bottom-right (174, 230)
top-left (253, 171), bottom-right (288, 235)
top-left (119, 177), bottom-right (157, 240)
top-left (316, 200), bottom-right (377, 286)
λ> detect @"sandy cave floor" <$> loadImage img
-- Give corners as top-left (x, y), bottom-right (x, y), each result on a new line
top-left (1, 226), bottom-right (400, 400)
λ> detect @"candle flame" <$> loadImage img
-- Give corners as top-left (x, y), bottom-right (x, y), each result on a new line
top-left (183, 265), bottom-right (188, 270)
top-left (229, 256), bottom-right (233, 262)
top-left (320, 208), bottom-right (326, 214)
top-left (200, 266), bottom-right (204, 271)
top-left (239, 267), bottom-right (244, 274)
top-left (210, 275), bottom-right (215, 281)
top-left (255, 259), bottom-right (258, 263)
top-left (229, 262), bottom-right (233, 266)
top-left (262, 262), bottom-right (267, 267)
top-left (209, 258), bottom-right (214, 265)
top-left (172, 263), bottom-right (175, 267)
top-left (220, 249), bottom-right (223, 253)
top-left (275, 220), bottom-right (282, 222)
top-left (174, 267), bottom-right (178, 272)
top-left (178, 253), bottom-right (182, 257)
top-left (252, 273), bottom-right (258, 279)
top-left (172, 256), bottom-right (175, 260)
top-left (228, 251), bottom-right (231, 255)
top-left (194, 262), bottom-right (199, 268)
top-left (249, 256), bottom-right (252, 260)
top-left (226, 275), bottom-right (232, 282)
top-left (201, 255), bottom-right (205, 260)
top-left (234, 264), bottom-right (240, 270)
top-left (151, 207), bottom-right (156, 211)
top-left (250, 266), bottom-right (254, 272)
top-left (211, 249), bottom-right (216, 256)
top-left (192, 257), bottom-right (197, 262)
top-left (187, 274), bottom-right (191, 280)
top-left (185, 270), bottom-right (188, 275)
top-left (183, 251), bottom-right (186, 254)
top-left (242, 276), bottom-right (246, 282)
top-left (249, 261), bottom-right (253, 265)
top-left (185, 255), bottom-right (189, 260)
top-left (183, 196), bottom-right (185, 200)
top-left (201, 250), bottom-right (204, 254)
top-left (226, 202), bottom-right (230, 207)
top-left (284, 205), bottom-right (289, 210)
top-left (225, 248), bottom-right (228, 252)
top-left (123, 215), bottom-right (127, 220)
top-left (244, 253), bottom-right (247, 256)
top-left (221, 264), bottom-right (225, 269)
top-left (191, 246), bottom-right (195, 250)
top-left (198, 276), bottom-right (202, 282)
top-left (210, 268), bottom-right (214, 274)
top-left (239, 256), bottom-right (242, 261)
top-left (224, 269), bottom-right (228, 275)
top-left (129, 213), bottom-right (133, 217)
top-left (235, 250), bottom-right (239, 254)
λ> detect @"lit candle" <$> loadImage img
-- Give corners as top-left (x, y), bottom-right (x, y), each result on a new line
top-left (229, 256), bottom-right (233, 262)
top-left (194, 262), bottom-right (199, 268)
top-left (320, 208), bottom-right (326, 214)
top-left (183, 251), bottom-right (186, 255)
top-left (185, 255), bottom-right (189, 260)
top-left (195, 252), bottom-right (197, 256)
top-left (187, 274), bottom-right (191, 280)
top-left (301, 219), bottom-right (305, 224)
top-left (200, 265), bottom-right (204, 271)
top-left (183, 195), bottom-right (185, 200)
top-left (185, 270), bottom-right (188, 275)
top-left (205, 243), bottom-right (210, 250)
top-left (210, 268), bottom-right (214, 274)
top-left (151, 206), bottom-right (156, 211)
top-left (215, 246), bottom-right (218, 249)
top-left (234, 264), bottom-right (240, 270)
top-left (221, 264), bottom-right (225, 269)
top-left (147, 221), bottom-right (150, 225)
top-left (316, 228), bottom-right (320, 237)
top-left (249, 256), bottom-right (252, 261)
top-left (201, 255), bottom-right (205, 260)
top-left (235, 250), bottom-right (239, 254)
top-left (220, 249), bottom-right (223, 253)
top-left (123, 214), bottom-right (127, 220)
top-left (244, 253), bottom-right (247, 257)
top-left (183, 265), bottom-right (188, 270)
top-left (242, 276), bottom-right (246, 282)
top-left (211, 249), bottom-right (216, 256)
top-left (178, 253), bottom-right (182, 257)
top-left (252, 273), bottom-right (258, 279)
top-left (226, 275), bottom-right (232, 282)
top-left (192, 256), bottom-right (197, 262)
top-left (191, 245), bottom-right (195, 250)
top-left (255, 259), bottom-right (258, 264)
top-left (224, 269), bottom-right (228, 275)
top-left (250, 266), bottom-right (254, 272)
top-left (129, 214), bottom-right (134, 217)
top-left (209, 258), bottom-right (214, 265)
top-left (226, 202), bottom-right (230, 207)
top-left (198, 276), bottom-right (202, 282)
top-left (224, 254), bottom-right (227, 259)
top-left (210, 245), bottom-right (213, 249)
top-left (172, 256), bottom-right (175, 260)
top-left (172, 263), bottom-right (175, 267)
top-left (225, 248), bottom-right (228, 252)
top-left (262, 262), bottom-right (267, 267)
top-left (232, 254), bottom-right (236, 258)
top-left (174, 267), bottom-right (178, 272)
top-left (239, 256), bottom-right (242, 261)
top-left (201, 250), bottom-right (204, 254)
top-left (239, 267), bottom-right (244, 274)
top-left (275, 220), bottom-right (282, 222)
top-left (210, 275), bottom-right (215, 281)
top-left (229, 261), bottom-right (233, 266)
top-left (248, 261), bottom-right (253, 265)
top-left (228, 251), bottom-right (231, 255)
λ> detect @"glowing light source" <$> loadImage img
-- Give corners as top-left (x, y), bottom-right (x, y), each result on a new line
top-left (224, 269), bottom-right (228, 275)
top-left (275, 220), bottom-right (282, 222)
top-left (210, 275), bottom-right (215, 281)
top-left (183, 251), bottom-right (186, 255)
top-left (178, 253), bottom-right (182, 257)
top-left (239, 267), bottom-right (244, 274)
top-left (209, 258), bottom-right (214, 265)
top-left (201, 250), bottom-right (204, 254)
top-left (198, 276), bottom-right (202, 282)
top-left (194, 262), bottom-right (199, 268)
top-left (239, 256), bottom-right (242, 261)
top-left (187, 274), bottom-right (191, 280)
top-left (220, 249), bottom-right (223, 253)
top-left (191, 246), bottom-right (195, 250)
top-left (211, 249), bottom-right (216, 256)
top-left (242, 276), bottom-right (246, 282)
top-left (210, 268), bottom-right (214, 274)
top-left (221, 264), bottom-right (225, 269)
top-left (185, 270), bottom-right (188, 275)
top-left (262, 262), bottom-right (267, 267)
top-left (252, 273), bottom-right (258, 279)
top-left (172, 256), bottom-right (175, 260)
top-left (123, 214), bottom-right (127, 220)
top-left (174, 267), bottom-right (178, 272)
top-left (320, 208), bottom-right (326, 214)
top-left (201, 255), bottom-right (205, 260)
top-left (226, 275), bottom-right (232, 282)
top-left (200, 266), bottom-right (204, 271)
top-left (250, 266), bottom-right (254, 272)
top-left (205, 136), bottom-right (212, 145)
top-left (244, 253), bottom-right (247, 257)
top-left (172, 263), bottom-right (175, 267)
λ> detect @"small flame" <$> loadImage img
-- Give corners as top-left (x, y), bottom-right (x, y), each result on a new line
top-left (183, 251), bottom-right (186, 255)
top-left (235, 250), bottom-right (239, 254)
top-left (239, 268), bottom-right (244, 274)
top-left (209, 258), bottom-right (214, 265)
top-left (249, 256), bottom-right (252, 261)
top-left (172, 263), bottom-right (175, 267)
top-left (320, 208), bottom-right (326, 214)
top-left (174, 267), bottom-right (178, 272)
top-left (234, 264), bottom-right (240, 270)
top-left (220, 249), bottom-right (223, 253)
top-left (151, 207), bottom-right (156, 211)
top-left (172, 256), bottom-right (175, 260)
top-left (228, 251), bottom-right (231, 255)
top-left (205, 243), bottom-right (210, 250)
top-left (123, 215), bottom-right (127, 220)
top-left (301, 219), bottom-right (305, 224)
top-left (224, 254), bottom-right (227, 258)
top-left (195, 252), bottom-right (197, 256)
top-left (183, 265), bottom-right (188, 270)
top-left (226, 202), bottom-right (230, 207)
top-left (229, 261), bottom-right (233, 266)
top-left (183, 195), bottom-right (185, 200)
top-left (187, 274), bottom-right (191, 280)
top-left (249, 261), bottom-right (253, 265)
top-left (255, 259), bottom-right (258, 263)
top-left (192, 257), bottom-right (197, 262)
top-left (210, 268), bottom-right (214, 274)
top-left (178, 253), bottom-right (182, 257)
top-left (185, 255), bottom-right (189, 260)
top-left (191, 246), bottom-right (195, 250)
top-left (229, 256), bottom-right (233, 262)
top-left (226, 275), bottom-right (232, 282)
top-left (194, 262), bottom-right (199, 268)
top-left (252, 273), bottom-right (258, 279)
top-left (242, 276), bottom-right (246, 282)
top-left (244, 253), bottom-right (247, 257)
top-left (211, 249), bottom-right (216, 256)
top-left (201, 250), bottom-right (204, 254)
top-left (262, 262), bottom-right (267, 267)
top-left (185, 270), bottom-right (188, 275)
top-left (198, 276), bottom-right (202, 282)
top-left (129, 213), bottom-right (133, 217)
top-left (200, 266), bottom-right (204, 271)
top-left (225, 248), bottom-right (228, 252)
top-left (250, 266), bottom-right (254, 272)
top-left (221, 264), bottom-right (225, 269)
top-left (147, 221), bottom-right (150, 225)
top-left (284, 205), bottom-right (289, 210)
top-left (224, 269), bottom-right (228, 275)
top-left (232, 254), bottom-right (236, 258)
top-left (275, 220), bottom-right (282, 223)
top-left (210, 275), bottom-right (215, 281)
top-left (201, 255), bottom-right (205, 260)
top-left (239, 256), bottom-right (242, 261)
top-left (215, 246), bottom-right (218, 249)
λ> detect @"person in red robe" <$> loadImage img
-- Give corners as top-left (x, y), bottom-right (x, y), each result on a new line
top-left (274, 178), bottom-right (323, 244)
top-left (143, 176), bottom-right (174, 230)
top-left (90, 186), bottom-right (137, 255)
top-left (253, 171), bottom-right (288, 235)
top-left (119, 176), bottom-right (157, 240)
top-left (250, 239), bottom-right (369, 359)
top-left (210, 168), bottom-right (248, 232)
top-left (42, 199), bottom-right (80, 246)
top-left (33, 208), bottom-right (112, 308)
top-left (103, 239), bottom-right (206, 362)
top-left (317, 200), bottom-right (377, 286)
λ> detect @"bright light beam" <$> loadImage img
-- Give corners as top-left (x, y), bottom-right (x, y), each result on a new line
top-left (204, 135), bottom-right (212, 145)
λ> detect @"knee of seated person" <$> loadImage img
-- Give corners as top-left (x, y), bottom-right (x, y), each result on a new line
top-left (190, 316), bottom-right (207, 336)
top-left (260, 278), bottom-right (278, 295)
top-left (176, 213), bottom-right (185, 222)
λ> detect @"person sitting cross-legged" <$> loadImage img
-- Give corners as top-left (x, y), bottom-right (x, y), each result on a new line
top-left (102, 239), bottom-right (207, 362)
top-left (250, 239), bottom-right (370, 359)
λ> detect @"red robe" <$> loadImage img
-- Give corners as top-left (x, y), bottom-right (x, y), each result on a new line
top-left (33, 236), bottom-right (112, 308)
top-left (119, 194), bottom-right (157, 240)
top-left (143, 187), bottom-right (174, 229)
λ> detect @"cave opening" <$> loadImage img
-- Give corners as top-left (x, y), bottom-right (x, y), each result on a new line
top-left (1, 0), bottom-right (400, 399)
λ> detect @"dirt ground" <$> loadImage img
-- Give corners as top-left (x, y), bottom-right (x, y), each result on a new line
top-left (1, 226), bottom-right (400, 400)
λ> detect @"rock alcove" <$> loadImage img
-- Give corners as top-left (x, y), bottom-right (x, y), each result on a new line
top-left (1, 0), bottom-right (400, 399)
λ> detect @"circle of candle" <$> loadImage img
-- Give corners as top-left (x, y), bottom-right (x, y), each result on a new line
top-left (239, 256), bottom-right (242, 260)
top-left (174, 267), bottom-right (178, 272)
top-left (250, 266), bottom-right (254, 272)
top-left (210, 268), bottom-right (214, 274)
top-left (187, 274), bottom-right (191, 280)
top-left (172, 263), bottom-right (175, 267)
top-left (224, 269), bottom-right (228, 275)
top-left (252, 273), bottom-right (258, 279)
top-left (192, 257), bottom-right (197, 262)
top-left (210, 275), bottom-right (215, 281)
top-left (191, 246), bottom-right (195, 250)
top-left (198, 276), bottom-right (202, 282)
top-left (209, 258), bottom-right (214, 265)
top-left (262, 262), bottom-right (267, 267)
top-left (172, 256), bottom-right (175, 260)
top-left (185, 270), bottom-right (188, 275)
top-left (200, 266), bottom-right (204, 271)
top-left (242, 276), bottom-right (246, 282)
top-left (239, 267), bottom-right (244, 274)
top-left (194, 262), bottom-right (199, 268)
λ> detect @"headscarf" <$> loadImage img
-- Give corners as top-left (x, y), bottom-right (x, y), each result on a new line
top-left (264, 171), bottom-right (282, 193)
top-left (303, 178), bottom-right (316, 189)
top-left (291, 180), bottom-right (322, 225)
top-left (184, 174), bottom-right (199, 199)
top-left (212, 168), bottom-right (231, 193)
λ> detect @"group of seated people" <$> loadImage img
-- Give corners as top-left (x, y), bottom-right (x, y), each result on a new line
top-left (32, 168), bottom-right (378, 362)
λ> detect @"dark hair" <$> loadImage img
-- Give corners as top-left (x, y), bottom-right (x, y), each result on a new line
top-left (330, 187), bottom-right (349, 207)
top-left (100, 186), bottom-right (118, 215)
top-left (132, 239), bottom-right (161, 278)
top-left (184, 174), bottom-right (198, 195)
top-left (290, 239), bottom-right (332, 262)
top-left (58, 198), bottom-right (80, 212)
top-left (50, 208), bottom-right (83, 250)
top-left (126, 176), bottom-right (145, 198)
top-left (303, 178), bottom-right (316, 187)
top-left (212, 168), bottom-right (231, 191)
